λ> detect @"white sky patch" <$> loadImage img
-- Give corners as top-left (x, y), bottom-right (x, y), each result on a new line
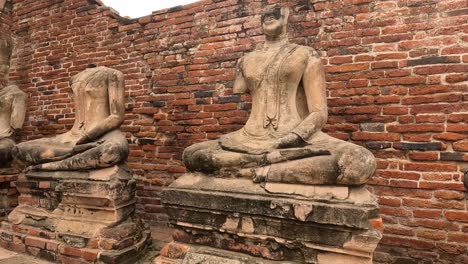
top-left (100, 0), bottom-right (200, 18)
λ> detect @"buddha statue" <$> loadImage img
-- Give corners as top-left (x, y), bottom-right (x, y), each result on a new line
top-left (13, 66), bottom-right (128, 171)
top-left (183, 5), bottom-right (376, 186)
top-left (0, 85), bottom-right (27, 167)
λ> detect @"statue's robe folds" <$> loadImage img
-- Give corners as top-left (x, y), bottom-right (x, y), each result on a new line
top-left (184, 44), bottom-right (376, 185)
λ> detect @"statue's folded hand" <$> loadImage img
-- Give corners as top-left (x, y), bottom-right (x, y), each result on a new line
top-left (277, 133), bottom-right (306, 149)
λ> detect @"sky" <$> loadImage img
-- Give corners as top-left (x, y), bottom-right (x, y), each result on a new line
top-left (100, 0), bottom-right (199, 18)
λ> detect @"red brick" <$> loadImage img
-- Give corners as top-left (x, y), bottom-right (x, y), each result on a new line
top-left (453, 139), bottom-right (468, 151)
top-left (436, 242), bottom-right (465, 255)
top-left (325, 63), bottom-right (369, 73)
top-left (446, 73), bottom-right (468, 83)
top-left (448, 233), bottom-right (468, 243)
top-left (448, 113), bottom-right (468, 123)
top-left (384, 225), bottom-right (414, 236)
top-left (413, 209), bottom-right (442, 219)
top-left (416, 230), bottom-right (446, 241)
top-left (433, 132), bottom-right (467, 141)
top-left (351, 132), bottom-right (400, 141)
top-left (403, 134), bottom-right (432, 142)
top-left (419, 181), bottom-right (465, 191)
top-left (372, 76), bottom-right (426, 86)
top-left (378, 197), bottom-right (401, 207)
top-left (381, 235), bottom-right (434, 250)
top-left (408, 152), bottom-right (439, 161)
top-left (25, 236), bottom-right (47, 249)
top-left (434, 190), bottom-right (465, 200)
top-left (59, 245), bottom-right (82, 258)
top-left (387, 124), bottom-right (445, 133)
top-left (445, 211), bottom-right (468, 223)
top-left (377, 170), bottom-right (420, 180)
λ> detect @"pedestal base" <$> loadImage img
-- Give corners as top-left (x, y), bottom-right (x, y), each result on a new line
top-left (156, 173), bottom-right (382, 264)
top-left (0, 165), bottom-right (151, 264)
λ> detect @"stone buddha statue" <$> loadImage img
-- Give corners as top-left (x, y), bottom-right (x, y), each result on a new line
top-left (13, 66), bottom-right (128, 171)
top-left (183, 5), bottom-right (376, 186)
top-left (0, 85), bottom-right (27, 167)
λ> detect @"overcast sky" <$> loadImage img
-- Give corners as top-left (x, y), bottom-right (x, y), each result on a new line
top-left (100, 0), bottom-right (199, 18)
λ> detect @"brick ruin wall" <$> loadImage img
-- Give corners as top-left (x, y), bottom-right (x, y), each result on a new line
top-left (1, 0), bottom-right (467, 263)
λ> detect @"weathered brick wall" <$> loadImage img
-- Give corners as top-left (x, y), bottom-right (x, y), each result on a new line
top-left (5, 0), bottom-right (467, 263)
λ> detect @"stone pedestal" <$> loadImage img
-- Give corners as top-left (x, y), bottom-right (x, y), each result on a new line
top-left (155, 174), bottom-right (382, 264)
top-left (0, 165), bottom-right (151, 264)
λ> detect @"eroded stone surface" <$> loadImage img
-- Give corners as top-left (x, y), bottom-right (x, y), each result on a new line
top-left (159, 4), bottom-right (382, 264)
top-left (160, 174), bottom-right (381, 263)
top-left (0, 85), bottom-right (26, 169)
top-left (183, 4), bottom-right (376, 187)
top-left (13, 66), bottom-right (128, 171)
top-left (0, 165), bottom-right (151, 263)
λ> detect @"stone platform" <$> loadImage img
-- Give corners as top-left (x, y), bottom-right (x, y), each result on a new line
top-left (155, 173), bottom-right (383, 264)
top-left (0, 165), bottom-right (151, 264)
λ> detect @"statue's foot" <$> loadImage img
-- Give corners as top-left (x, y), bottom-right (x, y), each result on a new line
top-left (24, 165), bottom-right (40, 172)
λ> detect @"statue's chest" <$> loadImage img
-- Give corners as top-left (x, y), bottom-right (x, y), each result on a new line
top-left (72, 82), bottom-right (107, 98)
top-left (243, 51), bottom-right (306, 87)
top-left (0, 94), bottom-right (12, 110)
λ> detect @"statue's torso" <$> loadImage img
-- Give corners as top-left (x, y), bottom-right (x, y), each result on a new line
top-left (0, 86), bottom-right (25, 138)
top-left (0, 90), bottom-right (13, 138)
top-left (220, 44), bottom-right (314, 154)
top-left (70, 68), bottom-right (113, 136)
top-left (241, 44), bottom-right (310, 138)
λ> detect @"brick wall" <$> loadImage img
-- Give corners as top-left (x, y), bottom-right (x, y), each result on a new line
top-left (5, 0), bottom-right (468, 263)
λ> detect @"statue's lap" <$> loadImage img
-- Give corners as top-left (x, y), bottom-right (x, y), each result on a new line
top-left (184, 132), bottom-right (375, 185)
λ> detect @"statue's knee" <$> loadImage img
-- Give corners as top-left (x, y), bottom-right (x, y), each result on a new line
top-left (101, 143), bottom-right (128, 165)
top-left (337, 147), bottom-right (376, 185)
top-left (183, 144), bottom-right (215, 172)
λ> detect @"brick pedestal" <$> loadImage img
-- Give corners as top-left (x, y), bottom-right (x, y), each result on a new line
top-left (155, 174), bottom-right (383, 264)
top-left (0, 165), bottom-right (151, 264)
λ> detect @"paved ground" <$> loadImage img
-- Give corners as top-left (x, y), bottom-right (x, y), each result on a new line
top-left (0, 225), bottom-right (174, 264)
top-left (0, 247), bottom-right (51, 263)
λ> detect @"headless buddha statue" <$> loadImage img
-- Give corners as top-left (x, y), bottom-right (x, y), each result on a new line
top-left (0, 85), bottom-right (27, 167)
top-left (13, 66), bottom-right (128, 171)
top-left (183, 5), bottom-right (376, 185)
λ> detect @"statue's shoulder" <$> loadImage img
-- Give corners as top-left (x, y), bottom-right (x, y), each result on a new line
top-left (4, 84), bottom-right (26, 97)
top-left (242, 49), bottom-right (258, 59)
top-left (295, 45), bottom-right (320, 58)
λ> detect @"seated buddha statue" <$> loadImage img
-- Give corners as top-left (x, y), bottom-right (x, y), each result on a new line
top-left (183, 5), bottom-right (376, 186)
top-left (0, 85), bottom-right (27, 167)
top-left (13, 66), bottom-right (128, 171)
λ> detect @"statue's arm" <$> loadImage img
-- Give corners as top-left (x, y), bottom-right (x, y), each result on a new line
top-left (233, 58), bottom-right (247, 94)
top-left (77, 71), bottom-right (125, 144)
top-left (291, 53), bottom-right (328, 140)
top-left (10, 92), bottom-right (27, 132)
